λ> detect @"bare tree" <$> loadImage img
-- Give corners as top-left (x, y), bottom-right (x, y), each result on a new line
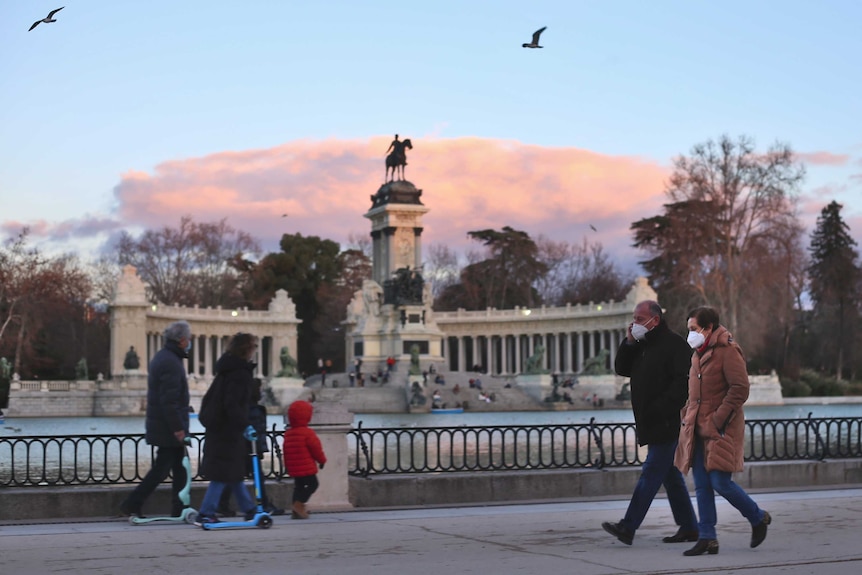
top-left (634, 135), bottom-right (805, 340)
top-left (117, 216), bottom-right (261, 307)
top-left (423, 243), bottom-right (461, 300)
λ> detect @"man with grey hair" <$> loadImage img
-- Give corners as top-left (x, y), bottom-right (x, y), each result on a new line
top-left (601, 300), bottom-right (698, 545)
top-left (120, 320), bottom-right (192, 518)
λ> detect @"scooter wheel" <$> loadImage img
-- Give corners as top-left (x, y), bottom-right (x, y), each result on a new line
top-left (257, 515), bottom-right (273, 529)
top-left (128, 516), bottom-right (137, 526)
top-left (184, 511), bottom-right (199, 525)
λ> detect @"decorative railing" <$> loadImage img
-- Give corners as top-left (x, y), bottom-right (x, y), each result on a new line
top-left (1, 415), bottom-right (860, 487)
top-left (347, 414), bottom-right (862, 476)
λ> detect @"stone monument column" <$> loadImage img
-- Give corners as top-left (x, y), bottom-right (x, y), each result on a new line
top-left (109, 266), bottom-right (150, 378)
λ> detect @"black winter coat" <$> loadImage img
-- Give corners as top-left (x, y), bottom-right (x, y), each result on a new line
top-left (200, 353), bottom-right (254, 482)
top-left (145, 341), bottom-right (190, 447)
top-left (614, 320), bottom-right (692, 446)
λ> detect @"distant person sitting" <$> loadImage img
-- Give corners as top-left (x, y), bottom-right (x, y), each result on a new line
top-left (452, 383), bottom-right (460, 395)
top-left (434, 374), bottom-right (445, 385)
top-left (432, 390), bottom-right (444, 409)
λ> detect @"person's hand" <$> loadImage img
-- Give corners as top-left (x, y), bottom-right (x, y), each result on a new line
top-left (243, 425), bottom-right (257, 441)
top-left (318, 462), bottom-right (325, 470)
top-left (625, 322), bottom-right (636, 344)
top-left (173, 430), bottom-right (186, 442)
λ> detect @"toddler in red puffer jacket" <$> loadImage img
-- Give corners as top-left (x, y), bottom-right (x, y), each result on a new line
top-left (283, 400), bottom-right (327, 519)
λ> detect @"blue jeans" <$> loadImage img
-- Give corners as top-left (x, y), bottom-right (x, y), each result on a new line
top-left (199, 480), bottom-right (256, 518)
top-left (691, 437), bottom-right (765, 539)
top-left (621, 441), bottom-right (697, 533)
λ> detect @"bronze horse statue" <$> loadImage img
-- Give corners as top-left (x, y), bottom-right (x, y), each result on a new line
top-left (385, 138), bottom-right (412, 182)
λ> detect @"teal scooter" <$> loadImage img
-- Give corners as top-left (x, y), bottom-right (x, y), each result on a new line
top-left (130, 437), bottom-right (199, 525)
top-left (201, 427), bottom-right (273, 530)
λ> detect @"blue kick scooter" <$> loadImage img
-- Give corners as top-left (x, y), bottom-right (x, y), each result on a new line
top-left (130, 437), bottom-right (199, 525)
top-left (201, 426), bottom-right (273, 530)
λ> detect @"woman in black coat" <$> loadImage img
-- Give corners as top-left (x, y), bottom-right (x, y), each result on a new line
top-left (196, 332), bottom-right (259, 525)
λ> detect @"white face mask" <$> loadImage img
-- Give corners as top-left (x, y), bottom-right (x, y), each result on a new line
top-left (631, 323), bottom-right (649, 341)
top-left (687, 330), bottom-right (706, 349)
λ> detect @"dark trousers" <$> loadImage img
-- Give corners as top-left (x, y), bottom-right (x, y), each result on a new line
top-left (292, 474), bottom-right (319, 503)
top-left (123, 445), bottom-right (186, 512)
top-left (621, 441), bottom-right (697, 533)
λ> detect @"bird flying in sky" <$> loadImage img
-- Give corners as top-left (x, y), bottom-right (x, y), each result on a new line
top-left (522, 27), bottom-right (546, 49)
top-left (29, 7), bottom-right (64, 31)
top-left (589, 224), bottom-right (597, 232)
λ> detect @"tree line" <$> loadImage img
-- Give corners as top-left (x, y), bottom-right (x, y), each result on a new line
top-left (1, 135), bottom-right (859, 389)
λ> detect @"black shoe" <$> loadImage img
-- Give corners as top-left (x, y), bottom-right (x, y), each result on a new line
top-left (662, 527), bottom-right (699, 543)
top-left (751, 511), bottom-right (771, 548)
top-left (601, 521), bottom-right (633, 545)
top-left (683, 539), bottom-right (719, 556)
top-left (244, 509), bottom-right (258, 521)
top-left (119, 501), bottom-right (143, 518)
top-left (265, 505), bottom-right (286, 516)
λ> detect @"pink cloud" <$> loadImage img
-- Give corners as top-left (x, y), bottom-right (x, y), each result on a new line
top-left (110, 137), bottom-right (671, 268)
top-left (795, 151), bottom-right (850, 166)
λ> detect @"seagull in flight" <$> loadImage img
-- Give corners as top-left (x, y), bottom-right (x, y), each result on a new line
top-left (522, 26), bottom-right (546, 49)
top-left (589, 224), bottom-right (597, 232)
top-left (29, 6), bottom-right (64, 31)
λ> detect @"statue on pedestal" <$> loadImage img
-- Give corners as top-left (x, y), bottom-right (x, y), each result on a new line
top-left (123, 346), bottom-right (141, 370)
top-left (75, 357), bottom-right (89, 381)
top-left (581, 349), bottom-right (610, 375)
top-left (277, 346), bottom-right (298, 377)
top-left (385, 134), bottom-right (413, 182)
top-left (524, 344), bottom-right (548, 374)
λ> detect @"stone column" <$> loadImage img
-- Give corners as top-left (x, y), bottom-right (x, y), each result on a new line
top-left (588, 331), bottom-right (595, 359)
top-left (384, 226), bottom-right (397, 284)
top-left (413, 228), bottom-right (423, 271)
top-left (204, 335), bottom-right (212, 377)
top-left (457, 337), bottom-right (465, 372)
top-left (565, 332), bottom-right (573, 374)
top-left (309, 404), bottom-right (353, 510)
top-left (577, 332), bottom-right (585, 372)
top-left (486, 336), bottom-right (493, 375)
top-left (514, 334), bottom-right (522, 374)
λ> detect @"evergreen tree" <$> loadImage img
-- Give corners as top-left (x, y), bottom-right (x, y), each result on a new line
top-left (807, 201), bottom-right (861, 380)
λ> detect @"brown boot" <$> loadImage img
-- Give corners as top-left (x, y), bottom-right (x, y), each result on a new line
top-left (291, 501), bottom-right (309, 519)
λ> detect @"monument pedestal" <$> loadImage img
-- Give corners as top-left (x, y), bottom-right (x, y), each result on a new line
top-left (517, 373), bottom-right (553, 403)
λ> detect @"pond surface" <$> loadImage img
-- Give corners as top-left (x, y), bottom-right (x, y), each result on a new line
top-left (1, 403), bottom-right (860, 436)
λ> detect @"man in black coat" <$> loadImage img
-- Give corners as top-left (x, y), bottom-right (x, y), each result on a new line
top-left (120, 320), bottom-right (192, 517)
top-left (601, 300), bottom-right (698, 545)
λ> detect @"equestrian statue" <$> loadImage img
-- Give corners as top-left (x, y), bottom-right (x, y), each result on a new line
top-left (385, 134), bottom-right (413, 182)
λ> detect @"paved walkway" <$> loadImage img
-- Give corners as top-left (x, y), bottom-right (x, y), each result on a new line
top-left (2, 488), bottom-right (861, 575)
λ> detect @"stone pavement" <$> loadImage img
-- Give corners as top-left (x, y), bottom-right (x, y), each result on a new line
top-left (1, 488), bottom-right (861, 575)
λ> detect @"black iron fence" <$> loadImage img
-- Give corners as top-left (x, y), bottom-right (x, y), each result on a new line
top-left (2, 415), bottom-right (860, 487)
top-left (348, 413), bottom-right (862, 476)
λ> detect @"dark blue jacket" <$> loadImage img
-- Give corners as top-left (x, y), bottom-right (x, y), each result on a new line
top-left (614, 320), bottom-right (692, 446)
top-left (145, 340), bottom-right (190, 446)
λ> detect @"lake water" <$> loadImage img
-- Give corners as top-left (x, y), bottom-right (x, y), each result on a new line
top-left (1, 403), bottom-right (861, 436)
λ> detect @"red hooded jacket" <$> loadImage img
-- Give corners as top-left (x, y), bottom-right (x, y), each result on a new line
top-left (283, 400), bottom-right (327, 478)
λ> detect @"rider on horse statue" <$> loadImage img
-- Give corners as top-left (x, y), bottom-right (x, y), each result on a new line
top-left (385, 134), bottom-right (412, 182)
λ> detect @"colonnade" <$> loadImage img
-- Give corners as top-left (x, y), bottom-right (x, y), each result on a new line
top-left (441, 328), bottom-right (628, 375)
top-left (144, 332), bottom-right (274, 378)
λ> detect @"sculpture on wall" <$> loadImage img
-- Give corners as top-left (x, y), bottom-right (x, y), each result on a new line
top-left (383, 267), bottom-right (424, 306)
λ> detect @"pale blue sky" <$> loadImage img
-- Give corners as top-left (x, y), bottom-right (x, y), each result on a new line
top-left (2, 1), bottom-right (860, 266)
